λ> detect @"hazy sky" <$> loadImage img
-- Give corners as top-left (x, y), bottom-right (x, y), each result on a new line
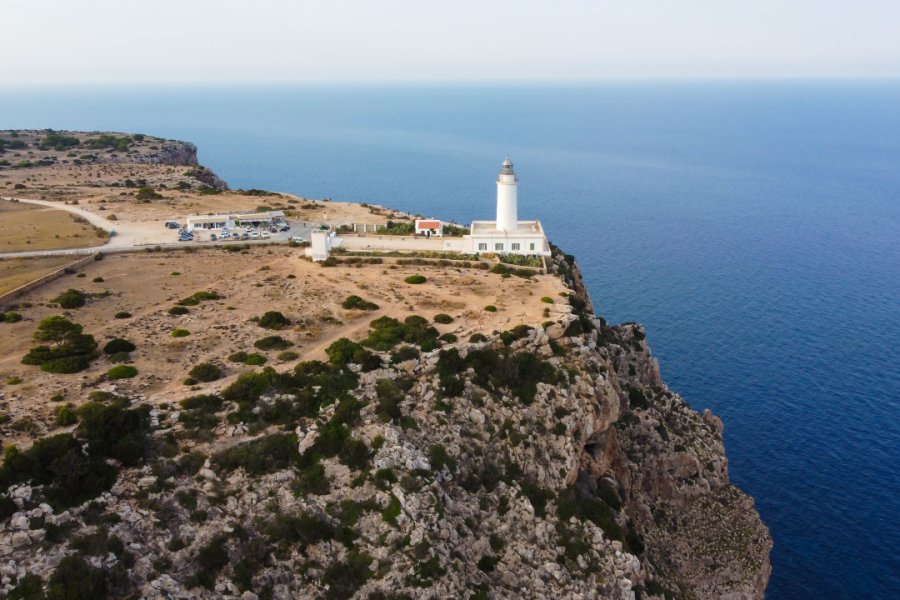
top-left (3, 0), bottom-right (899, 84)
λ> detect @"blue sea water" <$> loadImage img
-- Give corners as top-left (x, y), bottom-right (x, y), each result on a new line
top-left (1, 82), bottom-right (899, 598)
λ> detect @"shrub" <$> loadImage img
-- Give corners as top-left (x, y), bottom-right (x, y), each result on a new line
top-left (194, 535), bottom-right (229, 589)
top-left (171, 329), bottom-right (190, 338)
top-left (375, 379), bottom-right (403, 423)
top-left (103, 338), bottom-right (135, 355)
top-left (433, 313), bottom-right (454, 324)
top-left (212, 433), bottom-right (298, 475)
top-left (362, 316), bottom-right (439, 352)
top-left (0, 434), bottom-right (118, 509)
top-left (256, 311), bottom-right (291, 330)
top-left (342, 295), bottom-right (379, 310)
top-left (107, 365), bottom-right (138, 380)
top-left (326, 338), bottom-right (377, 369)
top-left (404, 275), bottom-right (427, 284)
top-left (135, 185), bottom-right (162, 200)
top-left (540, 296), bottom-right (554, 304)
top-left (484, 305), bottom-right (497, 312)
top-left (469, 333), bottom-right (487, 343)
top-left (439, 333), bottom-right (457, 343)
top-left (254, 336), bottom-right (292, 351)
top-left (228, 351), bottom-right (267, 366)
top-left (53, 289), bottom-right (86, 309)
top-left (45, 554), bottom-right (110, 599)
top-left (92, 277), bottom-right (104, 283)
top-left (22, 316), bottom-right (97, 374)
top-left (322, 551), bottom-right (372, 600)
top-left (113, 311), bottom-right (131, 319)
top-left (54, 403), bottom-right (78, 426)
top-left (389, 345), bottom-right (420, 364)
top-left (1, 312), bottom-right (23, 323)
top-left (168, 306), bottom-right (189, 315)
top-left (277, 350), bottom-right (299, 361)
top-left (189, 363), bottom-right (222, 383)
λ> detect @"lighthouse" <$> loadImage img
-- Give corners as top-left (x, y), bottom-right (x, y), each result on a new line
top-left (496, 158), bottom-right (518, 232)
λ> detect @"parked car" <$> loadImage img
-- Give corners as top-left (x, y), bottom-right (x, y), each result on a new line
top-left (209, 234), bottom-right (217, 241)
top-left (165, 221), bottom-right (180, 229)
top-left (241, 233), bottom-right (250, 240)
top-left (279, 224), bottom-right (290, 232)
top-left (260, 231), bottom-right (270, 239)
top-left (250, 231), bottom-right (260, 239)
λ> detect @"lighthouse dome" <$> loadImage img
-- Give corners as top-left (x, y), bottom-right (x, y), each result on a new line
top-left (500, 158), bottom-right (515, 176)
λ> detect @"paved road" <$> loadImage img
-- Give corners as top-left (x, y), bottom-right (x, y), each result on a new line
top-left (0, 196), bottom-right (315, 259)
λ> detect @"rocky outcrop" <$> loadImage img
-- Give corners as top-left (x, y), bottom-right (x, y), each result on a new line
top-left (97, 140), bottom-right (229, 190)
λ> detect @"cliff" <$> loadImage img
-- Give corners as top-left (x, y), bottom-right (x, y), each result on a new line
top-left (0, 250), bottom-right (770, 600)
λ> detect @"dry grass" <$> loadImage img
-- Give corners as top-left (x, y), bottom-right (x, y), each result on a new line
top-left (0, 255), bottom-right (79, 296)
top-left (0, 200), bottom-right (106, 252)
top-left (0, 247), bottom-right (567, 446)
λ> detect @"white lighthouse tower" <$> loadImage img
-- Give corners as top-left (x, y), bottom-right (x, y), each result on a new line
top-left (496, 158), bottom-right (518, 232)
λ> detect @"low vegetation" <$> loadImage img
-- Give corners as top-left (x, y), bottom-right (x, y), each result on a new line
top-left (342, 295), bottom-right (379, 311)
top-left (21, 316), bottom-right (97, 374)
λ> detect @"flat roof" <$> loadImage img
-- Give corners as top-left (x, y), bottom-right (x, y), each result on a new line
top-left (187, 210), bottom-right (285, 222)
top-left (469, 220), bottom-right (544, 235)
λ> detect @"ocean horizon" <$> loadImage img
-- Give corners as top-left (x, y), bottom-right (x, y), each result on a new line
top-left (2, 81), bottom-right (899, 598)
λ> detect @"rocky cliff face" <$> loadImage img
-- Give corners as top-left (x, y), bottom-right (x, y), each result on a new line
top-left (97, 140), bottom-right (229, 190)
top-left (0, 250), bottom-right (769, 599)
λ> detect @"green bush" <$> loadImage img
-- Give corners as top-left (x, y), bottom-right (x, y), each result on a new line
top-left (0, 434), bottom-right (118, 509)
top-left (107, 365), bottom-right (138, 380)
top-left (108, 351), bottom-right (131, 363)
top-left (389, 345), bottom-right (420, 364)
top-left (433, 313), bottom-right (454, 324)
top-left (362, 315), bottom-right (439, 352)
top-left (439, 333), bottom-right (457, 343)
top-left (404, 275), bottom-right (427, 284)
top-left (325, 338), bottom-right (379, 371)
top-left (171, 328), bottom-right (190, 338)
top-left (135, 185), bottom-right (162, 200)
top-left (53, 289), bottom-right (86, 309)
top-left (254, 335), bottom-right (292, 351)
top-left (189, 363), bottom-right (222, 382)
top-left (228, 351), bottom-right (267, 366)
top-left (212, 433), bottom-right (298, 475)
top-left (103, 338), bottom-right (135, 355)
top-left (277, 350), bottom-right (299, 361)
top-left (342, 295), bottom-right (379, 310)
top-left (1, 312), bottom-right (22, 323)
top-left (540, 296), bottom-right (554, 304)
top-left (113, 311), bottom-right (131, 319)
top-left (484, 305), bottom-right (497, 312)
top-left (22, 316), bottom-right (97, 374)
top-left (45, 554), bottom-right (111, 599)
top-left (375, 379), bottom-right (403, 423)
top-left (322, 551), bottom-right (373, 600)
top-left (469, 333), bottom-right (488, 343)
top-left (256, 311), bottom-right (291, 330)
top-left (194, 535), bottom-right (229, 589)
top-left (168, 306), bottom-right (189, 315)
top-left (54, 403), bottom-right (78, 427)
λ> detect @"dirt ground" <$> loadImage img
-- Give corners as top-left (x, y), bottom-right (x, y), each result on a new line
top-left (0, 256), bottom-right (80, 296)
top-left (0, 246), bottom-right (568, 447)
top-left (0, 199), bottom-right (107, 252)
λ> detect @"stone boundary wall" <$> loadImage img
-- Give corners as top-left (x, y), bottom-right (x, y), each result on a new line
top-left (0, 253), bottom-right (99, 307)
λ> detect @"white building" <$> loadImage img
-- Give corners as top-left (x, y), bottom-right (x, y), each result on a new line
top-left (414, 219), bottom-right (443, 237)
top-left (186, 210), bottom-right (286, 232)
top-left (467, 159), bottom-right (550, 256)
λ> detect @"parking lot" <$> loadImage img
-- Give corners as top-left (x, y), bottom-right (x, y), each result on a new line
top-left (170, 219), bottom-right (317, 245)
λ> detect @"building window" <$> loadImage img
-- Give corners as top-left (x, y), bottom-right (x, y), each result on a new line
top-left (511, 243), bottom-right (520, 251)
top-left (495, 243), bottom-right (504, 251)
top-left (478, 243), bottom-right (487, 251)
top-left (529, 242), bottom-right (535, 251)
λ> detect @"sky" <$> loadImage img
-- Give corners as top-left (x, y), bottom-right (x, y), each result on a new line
top-left (2, 0), bottom-right (899, 84)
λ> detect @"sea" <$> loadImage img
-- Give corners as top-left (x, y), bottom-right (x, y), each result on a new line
top-left (1, 82), bottom-right (898, 599)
